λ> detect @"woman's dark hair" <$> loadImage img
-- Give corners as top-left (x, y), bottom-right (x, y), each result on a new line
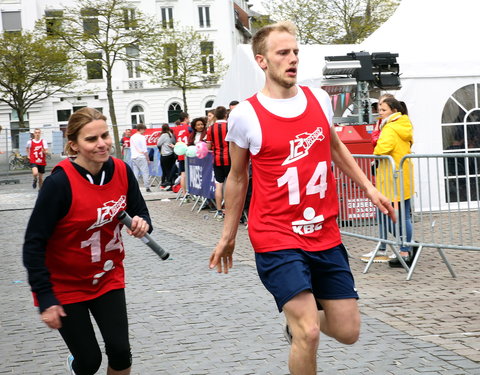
top-left (188, 117), bottom-right (207, 145)
top-left (382, 97), bottom-right (407, 115)
top-left (161, 123), bottom-right (171, 134)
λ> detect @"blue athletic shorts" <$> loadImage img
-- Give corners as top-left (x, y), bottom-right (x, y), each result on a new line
top-left (255, 244), bottom-right (359, 312)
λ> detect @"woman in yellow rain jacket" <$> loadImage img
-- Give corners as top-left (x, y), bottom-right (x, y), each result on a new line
top-left (374, 96), bottom-right (414, 267)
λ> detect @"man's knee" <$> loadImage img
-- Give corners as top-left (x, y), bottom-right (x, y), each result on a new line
top-left (334, 316), bottom-right (360, 345)
top-left (298, 323), bottom-right (320, 347)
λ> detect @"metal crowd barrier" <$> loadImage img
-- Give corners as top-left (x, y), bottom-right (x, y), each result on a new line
top-left (335, 153), bottom-right (480, 280)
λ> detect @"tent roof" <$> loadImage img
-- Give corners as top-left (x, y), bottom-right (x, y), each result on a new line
top-left (360, 0), bottom-right (480, 77)
top-left (214, 0), bottom-right (480, 106)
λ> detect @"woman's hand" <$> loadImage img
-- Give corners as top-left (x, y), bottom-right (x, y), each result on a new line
top-left (127, 215), bottom-right (149, 238)
top-left (40, 305), bottom-right (66, 329)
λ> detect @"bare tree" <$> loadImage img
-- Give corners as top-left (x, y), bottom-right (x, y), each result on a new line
top-left (141, 26), bottom-right (227, 114)
top-left (40, 0), bottom-right (157, 157)
top-left (262, 0), bottom-right (399, 44)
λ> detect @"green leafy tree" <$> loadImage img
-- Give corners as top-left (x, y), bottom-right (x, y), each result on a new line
top-left (0, 31), bottom-right (77, 131)
top-left (40, 0), bottom-right (157, 157)
top-left (141, 26), bottom-right (227, 113)
top-left (262, 0), bottom-right (399, 44)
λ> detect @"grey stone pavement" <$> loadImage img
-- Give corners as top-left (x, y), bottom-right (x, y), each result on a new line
top-left (0, 172), bottom-right (479, 374)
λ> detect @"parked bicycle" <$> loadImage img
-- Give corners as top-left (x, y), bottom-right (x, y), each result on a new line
top-left (9, 151), bottom-right (30, 170)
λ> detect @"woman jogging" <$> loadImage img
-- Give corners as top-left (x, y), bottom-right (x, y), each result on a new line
top-left (23, 107), bottom-right (152, 375)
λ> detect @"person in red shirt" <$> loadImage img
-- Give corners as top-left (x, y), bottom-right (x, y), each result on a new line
top-left (209, 22), bottom-right (395, 375)
top-left (26, 128), bottom-right (48, 189)
top-left (121, 128), bottom-right (132, 156)
top-left (206, 106), bottom-right (231, 219)
top-left (23, 108), bottom-right (152, 375)
top-left (172, 112), bottom-right (190, 196)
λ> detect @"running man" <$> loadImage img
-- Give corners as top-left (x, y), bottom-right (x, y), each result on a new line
top-left (26, 128), bottom-right (48, 189)
top-left (209, 21), bottom-right (395, 375)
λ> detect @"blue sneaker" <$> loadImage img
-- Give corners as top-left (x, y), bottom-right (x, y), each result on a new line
top-left (66, 354), bottom-right (75, 375)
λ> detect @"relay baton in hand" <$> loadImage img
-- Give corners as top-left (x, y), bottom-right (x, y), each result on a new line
top-left (117, 211), bottom-right (170, 260)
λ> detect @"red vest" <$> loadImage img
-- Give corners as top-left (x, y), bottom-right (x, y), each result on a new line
top-left (38, 157), bottom-right (128, 306)
top-left (173, 123), bottom-right (190, 161)
top-left (247, 86), bottom-right (341, 253)
top-left (29, 139), bottom-right (46, 165)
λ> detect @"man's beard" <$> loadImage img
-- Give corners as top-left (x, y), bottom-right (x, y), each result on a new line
top-left (268, 65), bottom-right (296, 89)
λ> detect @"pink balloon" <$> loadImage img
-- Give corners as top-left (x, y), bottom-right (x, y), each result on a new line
top-left (196, 141), bottom-right (209, 159)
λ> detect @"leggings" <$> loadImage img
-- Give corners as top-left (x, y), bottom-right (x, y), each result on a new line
top-left (160, 153), bottom-right (176, 185)
top-left (58, 289), bottom-right (131, 375)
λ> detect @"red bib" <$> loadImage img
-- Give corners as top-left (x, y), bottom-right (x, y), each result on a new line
top-left (173, 124), bottom-right (190, 161)
top-left (247, 86), bottom-right (341, 252)
top-left (37, 157), bottom-right (129, 306)
top-left (29, 139), bottom-right (46, 165)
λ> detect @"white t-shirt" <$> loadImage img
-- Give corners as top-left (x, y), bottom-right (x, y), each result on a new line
top-left (130, 132), bottom-right (147, 159)
top-left (226, 86), bottom-right (333, 155)
top-left (26, 139), bottom-right (48, 150)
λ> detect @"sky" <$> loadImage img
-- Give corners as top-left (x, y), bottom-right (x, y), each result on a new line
top-left (247, 0), bottom-right (266, 13)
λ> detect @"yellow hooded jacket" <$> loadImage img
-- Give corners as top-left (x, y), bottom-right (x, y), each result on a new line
top-left (373, 113), bottom-right (414, 202)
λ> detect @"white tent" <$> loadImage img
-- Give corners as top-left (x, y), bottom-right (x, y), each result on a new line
top-left (360, 0), bottom-right (480, 154)
top-left (214, 0), bottom-right (480, 154)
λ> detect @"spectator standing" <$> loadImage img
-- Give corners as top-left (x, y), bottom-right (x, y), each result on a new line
top-left (206, 110), bottom-right (216, 128)
top-left (361, 93), bottom-right (395, 263)
top-left (209, 21), bottom-right (395, 375)
top-left (23, 107), bottom-right (152, 375)
top-left (373, 96), bottom-right (415, 268)
top-left (206, 106), bottom-right (230, 220)
top-left (157, 123), bottom-right (176, 190)
top-left (187, 117), bottom-right (207, 146)
top-left (130, 124), bottom-right (152, 192)
top-left (26, 128), bottom-right (49, 189)
top-left (121, 128), bottom-right (132, 156)
top-left (172, 112), bottom-right (190, 195)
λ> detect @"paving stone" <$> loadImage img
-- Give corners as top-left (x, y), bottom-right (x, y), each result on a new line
top-left (0, 174), bottom-right (479, 373)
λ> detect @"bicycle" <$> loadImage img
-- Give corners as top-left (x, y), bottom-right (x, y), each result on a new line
top-left (9, 151), bottom-right (30, 170)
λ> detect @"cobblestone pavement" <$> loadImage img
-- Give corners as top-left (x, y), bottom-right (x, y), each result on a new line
top-left (0, 173), bottom-right (479, 374)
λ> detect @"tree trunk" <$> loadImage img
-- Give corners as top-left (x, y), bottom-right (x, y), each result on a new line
top-left (106, 70), bottom-right (121, 158)
top-left (182, 87), bottom-right (188, 114)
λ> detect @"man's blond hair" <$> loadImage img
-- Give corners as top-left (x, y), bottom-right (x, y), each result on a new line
top-left (251, 21), bottom-right (297, 57)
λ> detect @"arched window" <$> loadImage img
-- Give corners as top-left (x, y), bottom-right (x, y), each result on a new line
top-left (441, 84), bottom-right (480, 202)
top-left (168, 102), bottom-right (182, 123)
top-left (131, 104), bottom-right (145, 126)
top-left (204, 100), bottom-right (214, 115)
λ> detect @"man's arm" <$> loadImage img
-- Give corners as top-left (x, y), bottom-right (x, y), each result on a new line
top-left (209, 142), bottom-right (250, 273)
top-left (330, 128), bottom-right (395, 220)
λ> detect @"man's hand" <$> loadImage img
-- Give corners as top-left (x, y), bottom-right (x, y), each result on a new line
top-left (209, 238), bottom-right (235, 274)
top-left (366, 186), bottom-right (396, 222)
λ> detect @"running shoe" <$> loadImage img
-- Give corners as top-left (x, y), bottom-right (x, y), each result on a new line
top-left (32, 178), bottom-right (37, 189)
top-left (66, 354), bottom-right (76, 375)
